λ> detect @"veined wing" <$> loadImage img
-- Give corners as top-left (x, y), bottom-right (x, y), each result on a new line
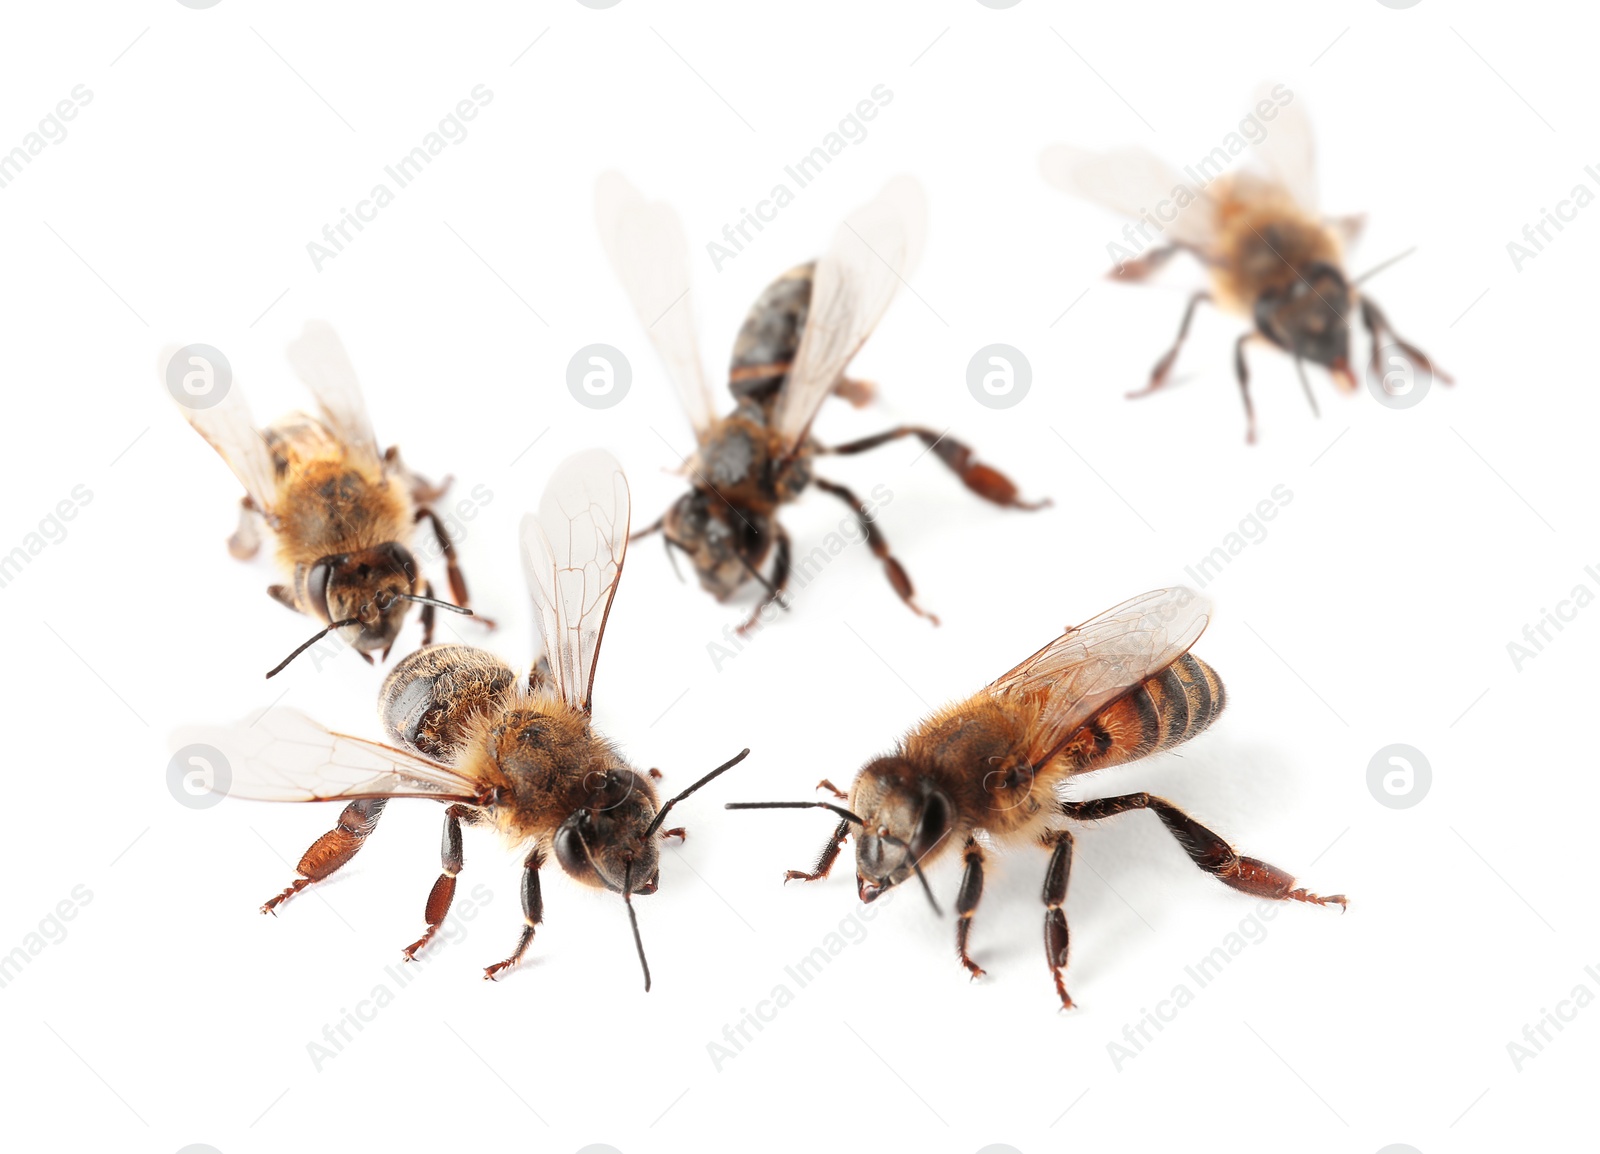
top-left (1039, 144), bottom-right (1220, 252)
top-left (595, 172), bottom-right (716, 436)
top-left (171, 708), bottom-right (483, 804)
top-left (284, 321), bottom-right (383, 468)
top-left (770, 176), bottom-right (926, 455)
top-left (988, 587), bottom-right (1212, 767)
top-left (163, 345), bottom-right (280, 521)
top-left (521, 449), bottom-right (630, 713)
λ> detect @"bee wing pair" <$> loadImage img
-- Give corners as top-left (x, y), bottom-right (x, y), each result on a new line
top-left (986, 586), bottom-right (1211, 769)
top-left (1040, 83), bottom-right (1320, 258)
top-left (176, 450), bottom-right (632, 804)
top-left (594, 172), bottom-right (926, 453)
top-left (164, 321), bottom-right (382, 524)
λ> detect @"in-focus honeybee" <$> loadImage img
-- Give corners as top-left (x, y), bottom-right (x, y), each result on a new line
top-left (595, 174), bottom-right (1047, 630)
top-left (167, 321), bottom-right (487, 676)
top-left (1042, 85), bottom-right (1450, 442)
top-left (728, 587), bottom-right (1345, 1009)
top-left (175, 450), bottom-right (748, 987)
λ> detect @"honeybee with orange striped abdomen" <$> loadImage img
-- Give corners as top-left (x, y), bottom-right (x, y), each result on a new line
top-left (166, 321), bottom-right (489, 676)
top-left (1042, 85), bottom-right (1450, 442)
top-left (595, 174), bottom-right (1046, 631)
top-left (729, 587), bottom-right (1345, 1009)
top-left (174, 451), bottom-right (749, 989)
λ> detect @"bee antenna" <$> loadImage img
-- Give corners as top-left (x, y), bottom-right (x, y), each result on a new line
top-left (644, 748), bottom-right (751, 838)
top-left (1353, 246), bottom-right (1417, 287)
top-left (1294, 358), bottom-right (1320, 418)
top-left (395, 592), bottom-right (474, 617)
top-left (623, 859), bottom-right (651, 993)
top-left (265, 617), bottom-right (362, 679)
top-left (724, 800), bottom-right (865, 825)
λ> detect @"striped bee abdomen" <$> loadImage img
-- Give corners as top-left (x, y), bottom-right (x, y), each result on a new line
top-left (1067, 653), bottom-right (1227, 773)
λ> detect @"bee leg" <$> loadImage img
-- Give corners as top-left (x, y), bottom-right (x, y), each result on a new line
top-left (1110, 243), bottom-right (1180, 282)
top-left (816, 779), bottom-right (848, 800)
top-left (956, 837), bottom-right (987, 980)
top-left (735, 526), bottom-right (790, 635)
top-left (485, 848), bottom-right (546, 980)
top-left (261, 798), bottom-right (388, 914)
top-left (811, 477), bottom-right (939, 625)
top-left (229, 496), bottom-right (262, 560)
top-left (784, 819), bottom-right (851, 883)
top-left (1234, 333), bottom-right (1260, 444)
top-left (1041, 829), bottom-right (1075, 1009)
top-left (630, 515), bottom-right (664, 543)
top-left (415, 505), bottom-right (495, 629)
top-left (658, 827), bottom-right (687, 842)
top-left (1360, 298), bottom-right (1453, 386)
top-left (402, 804), bottom-right (470, 960)
top-left (1128, 291), bottom-right (1211, 398)
top-left (395, 446), bottom-right (453, 506)
top-left (819, 429), bottom-right (1048, 512)
top-left (1060, 794), bottom-right (1347, 909)
top-left (266, 584), bottom-right (297, 612)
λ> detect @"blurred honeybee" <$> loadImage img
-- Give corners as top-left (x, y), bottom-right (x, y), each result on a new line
top-left (1042, 85), bottom-right (1449, 442)
top-left (595, 174), bottom-right (1046, 630)
top-left (729, 587), bottom-right (1344, 1009)
top-left (167, 321), bottom-right (486, 676)
top-left (175, 450), bottom-right (748, 987)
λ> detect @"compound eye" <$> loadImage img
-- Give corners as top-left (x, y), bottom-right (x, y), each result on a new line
top-left (553, 818), bottom-right (599, 884)
top-left (911, 792), bottom-right (951, 860)
top-left (306, 556), bottom-right (344, 620)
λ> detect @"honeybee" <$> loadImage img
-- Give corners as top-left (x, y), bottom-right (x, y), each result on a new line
top-left (174, 450), bottom-right (749, 987)
top-left (728, 587), bottom-right (1345, 1009)
top-left (595, 174), bottom-right (1046, 630)
top-left (1042, 85), bottom-right (1450, 442)
top-left (167, 321), bottom-right (486, 676)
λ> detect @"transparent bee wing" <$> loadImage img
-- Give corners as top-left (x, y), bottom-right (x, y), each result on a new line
top-left (988, 587), bottom-right (1212, 767)
top-left (1243, 83), bottom-right (1318, 216)
top-left (770, 176), bottom-right (926, 455)
top-left (521, 449), bottom-right (630, 713)
top-left (162, 345), bottom-right (281, 521)
top-left (284, 321), bottom-right (383, 467)
top-left (171, 708), bottom-right (483, 804)
top-left (1039, 144), bottom-right (1221, 252)
top-left (594, 172), bottom-right (716, 437)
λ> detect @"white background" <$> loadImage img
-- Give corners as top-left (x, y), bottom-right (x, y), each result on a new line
top-left (1, 2), bottom-right (1593, 1152)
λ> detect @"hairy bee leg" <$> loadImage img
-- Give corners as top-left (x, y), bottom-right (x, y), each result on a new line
top-left (267, 584), bottom-right (297, 612)
top-left (1360, 298), bottom-right (1453, 386)
top-left (1129, 291), bottom-right (1211, 398)
top-left (1041, 829), bottom-right (1075, 1010)
top-left (736, 525), bottom-right (791, 635)
top-left (1234, 333), bottom-right (1260, 445)
top-left (485, 848), bottom-right (545, 980)
top-left (229, 496), bottom-right (262, 560)
top-left (402, 805), bottom-right (470, 960)
top-left (414, 505), bottom-right (487, 624)
top-left (784, 819), bottom-right (851, 883)
top-left (1059, 794), bottom-right (1347, 908)
top-left (261, 798), bottom-right (388, 914)
top-left (1110, 243), bottom-right (1181, 282)
top-left (820, 427), bottom-right (1049, 511)
top-left (812, 477), bottom-right (939, 625)
top-left (955, 838), bottom-right (987, 979)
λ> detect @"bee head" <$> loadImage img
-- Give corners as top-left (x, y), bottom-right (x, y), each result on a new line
top-left (310, 542), bottom-right (420, 655)
top-left (850, 757), bottom-right (953, 904)
top-left (1255, 262), bottom-right (1354, 386)
top-left (663, 489), bottom-right (769, 601)
top-left (552, 767), bottom-right (662, 896)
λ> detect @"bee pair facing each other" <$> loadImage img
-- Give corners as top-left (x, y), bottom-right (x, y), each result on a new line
top-left (180, 446), bottom-right (1345, 1005)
